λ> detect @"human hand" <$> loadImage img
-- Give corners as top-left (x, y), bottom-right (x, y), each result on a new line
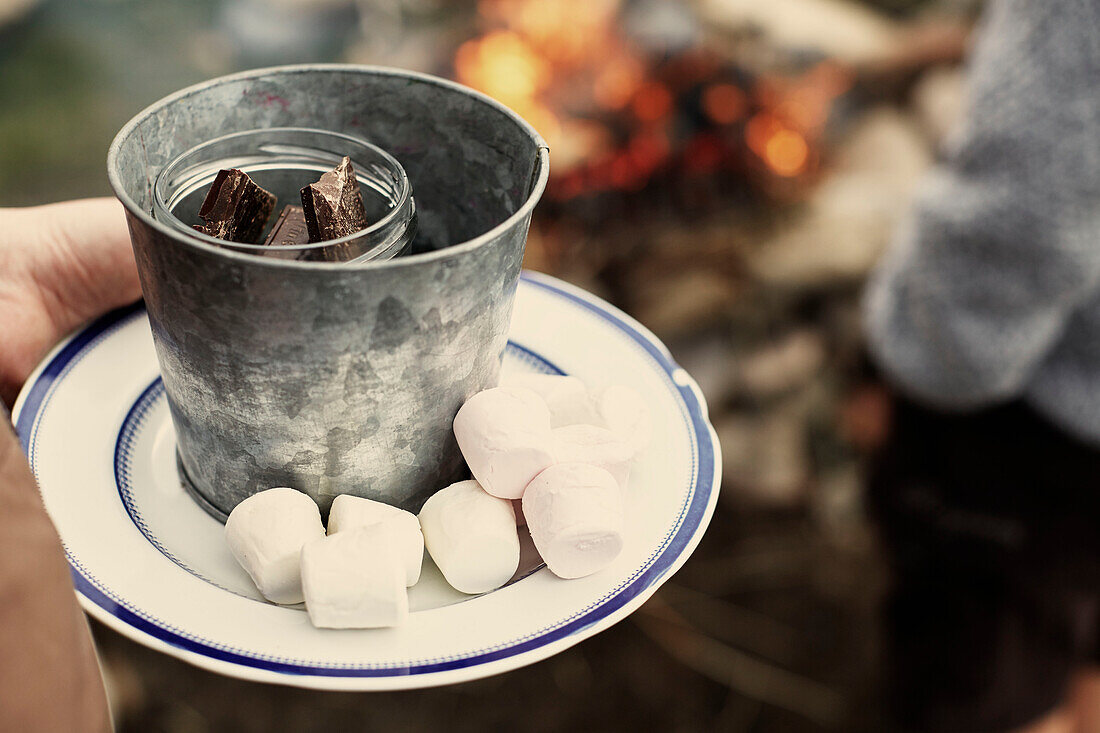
top-left (0, 198), bottom-right (127, 729)
top-left (0, 198), bottom-right (142, 406)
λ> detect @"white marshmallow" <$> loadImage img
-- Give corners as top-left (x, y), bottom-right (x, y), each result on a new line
top-left (453, 386), bottom-right (555, 499)
top-left (418, 480), bottom-right (520, 594)
top-left (300, 529), bottom-right (408, 628)
top-left (523, 463), bottom-right (625, 579)
top-left (597, 385), bottom-right (652, 455)
top-left (224, 487), bottom-right (325, 605)
top-left (501, 373), bottom-right (600, 427)
top-left (327, 494), bottom-right (424, 586)
top-left (551, 424), bottom-right (634, 490)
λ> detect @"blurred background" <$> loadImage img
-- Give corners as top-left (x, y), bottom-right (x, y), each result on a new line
top-left (0, 0), bottom-right (980, 730)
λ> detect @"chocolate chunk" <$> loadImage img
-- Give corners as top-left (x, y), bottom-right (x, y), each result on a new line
top-left (195, 168), bottom-right (276, 244)
top-left (263, 205), bottom-right (311, 247)
top-left (300, 156), bottom-right (369, 245)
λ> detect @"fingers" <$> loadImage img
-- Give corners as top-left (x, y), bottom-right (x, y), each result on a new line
top-left (28, 198), bottom-right (142, 330)
top-left (0, 198), bottom-right (141, 406)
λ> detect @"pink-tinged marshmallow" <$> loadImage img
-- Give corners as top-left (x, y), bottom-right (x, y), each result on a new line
top-left (501, 373), bottom-right (600, 427)
top-left (453, 386), bottom-right (555, 499)
top-left (523, 463), bottom-right (625, 580)
top-left (327, 494), bottom-right (424, 586)
top-left (551, 424), bottom-right (634, 491)
top-left (224, 487), bottom-right (325, 605)
top-left (597, 385), bottom-right (652, 455)
top-left (300, 529), bottom-right (408, 629)
top-left (419, 480), bottom-right (520, 594)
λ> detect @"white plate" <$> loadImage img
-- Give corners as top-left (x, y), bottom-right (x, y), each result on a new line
top-left (13, 271), bottom-right (720, 690)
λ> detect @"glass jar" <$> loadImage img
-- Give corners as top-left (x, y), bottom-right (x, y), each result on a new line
top-left (153, 127), bottom-right (415, 262)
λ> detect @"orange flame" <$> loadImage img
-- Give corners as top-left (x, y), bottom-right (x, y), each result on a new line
top-left (454, 29), bottom-right (563, 147)
top-left (458, 0), bottom-right (645, 156)
top-left (593, 56), bottom-right (646, 110)
top-left (745, 112), bottom-right (809, 177)
top-left (455, 30), bottom-right (550, 103)
top-left (702, 83), bottom-right (747, 125)
top-left (458, 1), bottom-right (847, 191)
top-left (479, 0), bottom-right (621, 66)
top-left (744, 61), bottom-right (849, 178)
top-left (764, 130), bottom-right (809, 177)
top-left (632, 82), bottom-right (672, 122)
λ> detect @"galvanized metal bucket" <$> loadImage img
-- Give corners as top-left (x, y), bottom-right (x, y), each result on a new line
top-left (108, 65), bottom-right (550, 519)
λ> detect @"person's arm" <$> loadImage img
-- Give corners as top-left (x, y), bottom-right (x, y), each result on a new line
top-left (0, 418), bottom-right (111, 732)
top-left (0, 197), bottom-right (141, 731)
top-left (865, 0), bottom-right (1100, 408)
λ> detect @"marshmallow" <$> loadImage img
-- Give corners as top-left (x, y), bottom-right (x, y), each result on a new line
top-left (224, 487), bottom-right (325, 605)
top-left (551, 424), bottom-right (634, 490)
top-left (501, 373), bottom-right (600, 427)
top-left (300, 528), bottom-right (408, 628)
top-left (597, 385), bottom-right (652, 455)
top-left (523, 463), bottom-right (625, 579)
top-left (453, 386), bottom-right (555, 499)
top-left (327, 494), bottom-right (424, 586)
top-left (418, 480), bottom-right (520, 594)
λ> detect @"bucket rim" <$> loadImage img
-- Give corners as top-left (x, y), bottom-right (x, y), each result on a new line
top-left (107, 64), bottom-right (550, 271)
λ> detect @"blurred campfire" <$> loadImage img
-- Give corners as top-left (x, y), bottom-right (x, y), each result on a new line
top-left (446, 0), bottom-right (969, 319)
top-left (453, 0), bottom-right (853, 208)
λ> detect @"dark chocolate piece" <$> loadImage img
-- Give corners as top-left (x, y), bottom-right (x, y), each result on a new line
top-left (300, 156), bottom-right (369, 246)
top-left (263, 205), bottom-right (311, 247)
top-left (195, 168), bottom-right (276, 244)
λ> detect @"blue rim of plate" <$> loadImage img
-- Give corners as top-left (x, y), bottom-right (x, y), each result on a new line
top-left (15, 271), bottom-right (717, 679)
